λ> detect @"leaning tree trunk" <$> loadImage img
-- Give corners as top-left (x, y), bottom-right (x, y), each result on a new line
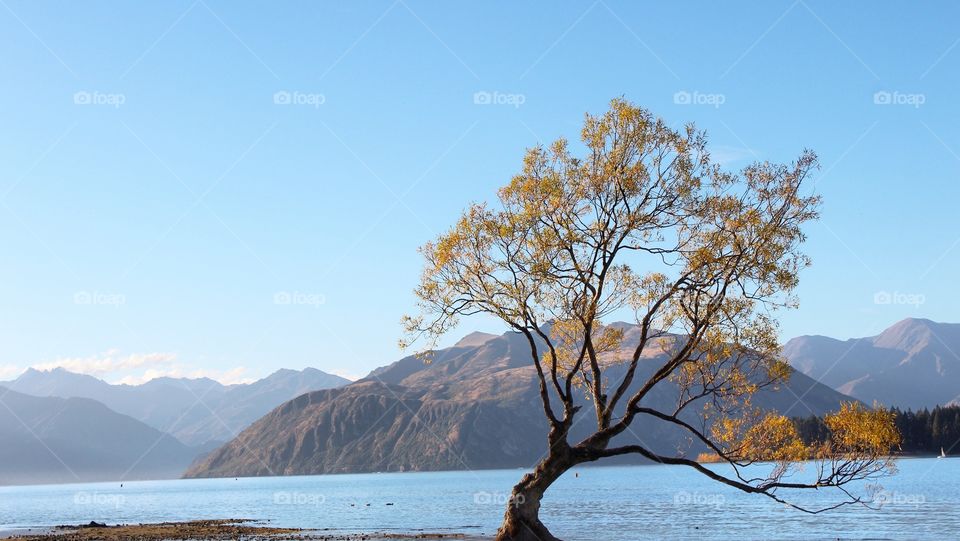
top-left (495, 449), bottom-right (573, 541)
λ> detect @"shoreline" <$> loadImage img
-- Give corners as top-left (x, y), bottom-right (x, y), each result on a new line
top-left (2, 520), bottom-right (483, 541)
top-left (4, 452), bottom-right (948, 491)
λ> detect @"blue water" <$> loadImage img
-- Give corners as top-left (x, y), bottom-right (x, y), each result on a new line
top-left (1, 459), bottom-right (957, 540)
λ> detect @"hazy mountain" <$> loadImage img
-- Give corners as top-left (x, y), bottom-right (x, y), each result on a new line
top-left (2, 367), bottom-right (350, 446)
top-left (783, 318), bottom-right (960, 410)
top-left (170, 368), bottom-right (352, 445)
top-left (185, 324), bottom-right (851, 479)
top-left (0, 387), bottom-right (197, 485)
top-left (6, 368), bottom-right (225, 440)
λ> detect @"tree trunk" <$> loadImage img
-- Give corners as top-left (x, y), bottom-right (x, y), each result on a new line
top-left (495, 451), bottom-right (572, 541)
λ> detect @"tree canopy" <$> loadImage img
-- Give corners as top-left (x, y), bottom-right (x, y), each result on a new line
top-left (404, 99), bottom-right (900, 540)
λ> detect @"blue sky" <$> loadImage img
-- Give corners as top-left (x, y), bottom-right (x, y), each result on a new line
top-left (1, 1), bottom-right (958, 383)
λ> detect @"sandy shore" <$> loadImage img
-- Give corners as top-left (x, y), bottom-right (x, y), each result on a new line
top-left (4, 519), bottom-right (479, 541)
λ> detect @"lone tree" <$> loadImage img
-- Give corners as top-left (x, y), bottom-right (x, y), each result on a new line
top-left (404, 99), bottom-right (899, 541)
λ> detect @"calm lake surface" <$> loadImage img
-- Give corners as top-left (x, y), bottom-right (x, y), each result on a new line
top-left (1, 458), bottom-right (957, 540)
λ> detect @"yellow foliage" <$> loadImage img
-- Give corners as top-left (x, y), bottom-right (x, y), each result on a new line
top-left (401, 98), bottom-right (897, 510)
top-left (712, 411), bottom-right (808, 462)
top-left (824, 402), bottom-right (901, 456)
top-left (696, 452), bottom-right (723, 463)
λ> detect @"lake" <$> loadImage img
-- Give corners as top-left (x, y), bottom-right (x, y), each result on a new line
top-left (1, 458), bottom-right (957, 540)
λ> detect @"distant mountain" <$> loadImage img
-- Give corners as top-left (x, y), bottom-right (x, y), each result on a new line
top-left (0, 387), bottom-right (197, 485)
top-left (784, 318), bottom-right (960, 410)
top-left (2, 367), bottom-right (350, 446)
top-left (170, 368), bottom-right (351, 445)
top-left (185, 324), bottom-right (851, 479)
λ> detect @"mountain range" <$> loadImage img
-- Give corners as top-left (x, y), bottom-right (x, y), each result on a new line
top-left (0, 366), bottom-right (350, 485)
top-left (2, 367), bottom-right (350, 446)
top-left (5, 317), bottom-right (958, 485)
top-left (0, 386), bottom-right (197, 485)
top-left (184, 323), bottom-right (851, 478)
top-left (783, 318), bottom-right (960, 410)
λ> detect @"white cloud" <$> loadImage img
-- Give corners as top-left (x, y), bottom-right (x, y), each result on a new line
top-left (24, 350), bottom-right (254, 386)
top-left (31, 350), bottom-right (177, 376)
top-left (0, 364), bottom-right (23, 380)
top-left (329, 368), bottom-right (362, 382)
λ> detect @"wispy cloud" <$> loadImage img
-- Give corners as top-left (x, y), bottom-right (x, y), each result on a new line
top-left (329, 368), bottom-right (362, 382)
top-left (31, 350), bottom-right (177, 376)
top-left (15, 350), bottom-right (253, 386)
top-left (0, 364), bottom-right (23, 380)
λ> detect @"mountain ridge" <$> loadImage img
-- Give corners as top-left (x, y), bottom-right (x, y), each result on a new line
top-left (185, 324), bottom-right (852, 479)
top-left (2, 367), bottom-right (351, 446)
top-left (0, 386), bottom-right (199, 485)
top-left (783, 318), bottom-right (960, 409)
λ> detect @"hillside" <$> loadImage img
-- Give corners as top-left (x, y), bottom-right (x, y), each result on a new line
top-left (185, 325), bottom-right (852, 478)
top-left (0, 387), bottom-right (198, 485)
top-left (3, 367), bottom-right (350, 446)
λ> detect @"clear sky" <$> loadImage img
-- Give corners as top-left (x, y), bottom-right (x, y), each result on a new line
top-left (1, 1), bottom-right (958, 384)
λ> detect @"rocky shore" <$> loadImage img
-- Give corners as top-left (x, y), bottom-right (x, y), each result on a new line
top-left (5, 519), bottom-right (475, 541)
